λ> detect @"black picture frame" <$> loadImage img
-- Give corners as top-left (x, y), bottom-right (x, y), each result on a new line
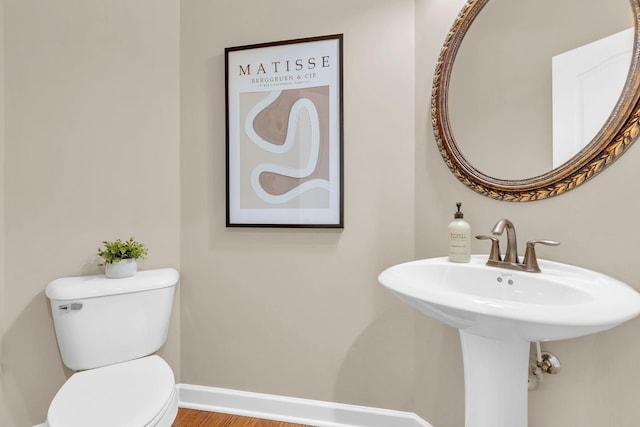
top-left (225, 34), bottom-right (344, 228)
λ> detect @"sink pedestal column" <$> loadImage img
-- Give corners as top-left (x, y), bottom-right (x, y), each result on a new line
top-left (459, 330), bottom-right (529, 427)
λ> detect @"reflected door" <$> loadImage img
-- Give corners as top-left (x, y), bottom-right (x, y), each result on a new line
top-left (552, 28), bottom-right (634, 168)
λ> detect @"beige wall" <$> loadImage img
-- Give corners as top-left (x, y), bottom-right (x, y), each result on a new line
top-left (0, 0), bottom-right (6, 425)
top-left (417, 1), bottom-right (640, 426)
top-left (1, 1), bottom-right (180, 425)
top-left (180, 0), bottom-right (417, 411)
top-left (3, 1), bottom-right (640, 427)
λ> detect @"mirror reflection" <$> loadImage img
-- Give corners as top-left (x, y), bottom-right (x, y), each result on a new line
top-left (448, 0), bottom-right (633, 180)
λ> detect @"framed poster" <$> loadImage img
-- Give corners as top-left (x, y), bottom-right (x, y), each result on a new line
top-left (225, 34), bottom-right (343, 227)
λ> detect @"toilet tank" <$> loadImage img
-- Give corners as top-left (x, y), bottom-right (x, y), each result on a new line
top-left (46, 268), bottom-right (178, 371)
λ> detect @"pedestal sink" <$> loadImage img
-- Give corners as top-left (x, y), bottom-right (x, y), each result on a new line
top-left (378, 255), bottom-right (640, 427)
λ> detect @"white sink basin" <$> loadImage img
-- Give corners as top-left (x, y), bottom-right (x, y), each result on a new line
top-left (379, 255), bottom-right (640, 427)
top-left (379, 255), bottom-right (640, 341)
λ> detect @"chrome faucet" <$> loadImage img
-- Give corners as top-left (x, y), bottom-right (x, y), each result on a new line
top-left (476, 218), bottom-right (560, 273)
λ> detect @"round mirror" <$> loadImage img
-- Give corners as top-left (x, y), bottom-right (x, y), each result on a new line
top-left (433, 0), bottom-right (640, 201)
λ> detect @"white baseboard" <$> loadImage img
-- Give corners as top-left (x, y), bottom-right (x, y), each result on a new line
top-left (177, 383), bottom-right (433, 427)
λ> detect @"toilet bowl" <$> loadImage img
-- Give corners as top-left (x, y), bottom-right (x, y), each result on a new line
top-left (46, 356), bottom-right (177, 427)
top-left (44, 269), bottom-right (180, 427)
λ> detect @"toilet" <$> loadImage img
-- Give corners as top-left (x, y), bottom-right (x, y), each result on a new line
top-left (44, 268), bottom-right (179, 427)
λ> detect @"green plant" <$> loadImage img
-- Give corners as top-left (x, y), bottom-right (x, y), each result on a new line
top-left (97, 237), bottom-right (148, 265)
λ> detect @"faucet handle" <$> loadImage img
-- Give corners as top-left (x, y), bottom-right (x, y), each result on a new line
top-left (523, 240), bottom-right (560, 272)
top-left (476, 235), bottom-right (502, 262)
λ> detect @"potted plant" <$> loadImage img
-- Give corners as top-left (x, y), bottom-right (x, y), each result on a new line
top-left (97, 237), bottom-right (148, 279)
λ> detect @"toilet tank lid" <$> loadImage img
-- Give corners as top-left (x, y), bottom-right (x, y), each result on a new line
top-left (46, 268), bottom-right (179, 301)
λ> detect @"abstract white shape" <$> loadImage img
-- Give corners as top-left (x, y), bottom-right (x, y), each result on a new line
top-left (245, 92), bottom-right (329, 204)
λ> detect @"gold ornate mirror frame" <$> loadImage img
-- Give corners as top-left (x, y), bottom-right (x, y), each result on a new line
top-left (432, 0), bottom-right (640, 201)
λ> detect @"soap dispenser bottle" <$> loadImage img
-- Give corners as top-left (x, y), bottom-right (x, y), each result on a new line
top-left (448, 202), bottom-right (471, 263)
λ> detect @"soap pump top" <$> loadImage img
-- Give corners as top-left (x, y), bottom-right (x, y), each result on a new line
top-left (448, 202), bottom-right (471, 263)
top-left (454, 202), bottom-right (464, 219)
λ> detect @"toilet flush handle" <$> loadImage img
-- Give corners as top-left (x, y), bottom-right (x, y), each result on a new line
top-left (58, 302), bottom-right (83, 311)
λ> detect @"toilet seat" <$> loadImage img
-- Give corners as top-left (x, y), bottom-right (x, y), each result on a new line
top-left (46, 355), bottom-right (177, 427)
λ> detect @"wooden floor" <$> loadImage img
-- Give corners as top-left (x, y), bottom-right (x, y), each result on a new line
top-left (172, 408), bottom-right (314, 427)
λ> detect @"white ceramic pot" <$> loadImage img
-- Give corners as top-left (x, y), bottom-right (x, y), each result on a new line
top-left (105, 259), bottom-right (137, 279)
